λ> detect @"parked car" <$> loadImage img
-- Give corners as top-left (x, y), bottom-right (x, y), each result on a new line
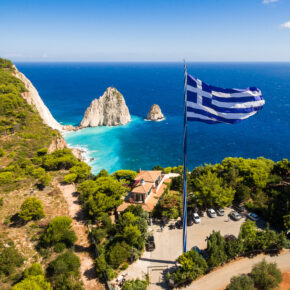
top-left (232, 204), bottom-right (245, 213)
top-left (145, 235), bottom-right (155, 251)
top-left (193, 213), bottom-right (201, 223)
top-left (247, 212), bottom-right (260, 221)
top-left (207, 208), bottom-right (217, 218)
top-left (216, 208), bottom-right (225, 216)
top-left (229, 211), bottom-right (242, 221)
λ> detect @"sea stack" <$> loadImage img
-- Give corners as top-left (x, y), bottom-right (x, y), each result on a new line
top-left (79, 87), bottom-right (131, 127)
top-left (146, 104), bottom-right (164, 121)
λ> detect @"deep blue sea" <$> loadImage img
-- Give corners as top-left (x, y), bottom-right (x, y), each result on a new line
top-left (16, 62), bottom-right (290, 174)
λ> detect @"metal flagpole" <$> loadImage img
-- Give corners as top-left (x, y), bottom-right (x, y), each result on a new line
top-left (182, 60), bottom-right (188, 253)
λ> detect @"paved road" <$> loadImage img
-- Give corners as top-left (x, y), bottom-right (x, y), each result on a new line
top-left (187, 250), bottom-right (290, 290)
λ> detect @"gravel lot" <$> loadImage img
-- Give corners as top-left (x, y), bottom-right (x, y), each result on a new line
top-left (118, 207), bottom-right (246, 289)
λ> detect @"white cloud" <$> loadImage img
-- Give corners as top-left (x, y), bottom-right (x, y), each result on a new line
top-left (280, 21), bottom-right (290, 29)
top-left (263, 0), bottom-right (279, 4)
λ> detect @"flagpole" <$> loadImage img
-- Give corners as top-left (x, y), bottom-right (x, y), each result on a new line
top-left (182, 60), bottom-right (188, 253)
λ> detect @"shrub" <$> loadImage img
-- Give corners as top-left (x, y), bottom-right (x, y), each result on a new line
top-left (226, 274), bottom-right (255, 290)
top-left (41, 216), bottom-right (77, 247)
top-left (0, 243), bottom-right (24, 276)
top-left (46, 251), bottom-right (81, 289)
top-left (108, 242), bottom-right (130, 269)
top-left (120, 262), bottom-right (129, 270)
top-left (37, 148), bottom-right (48, 156)
top-left (69, 161), bottom-right (91, 182)
top-left (54, 242), bottom-right (66, 253)
top-left (122, 278), bottom-right (148, 290)
top-left (64, 173), bottom-right (77, 184)
top-left (19, 197), bottom-right (45, 221)
top-left (0, 148), bottom-right (5, 157)
top-left (206, 231), bottom-right (227, 268)
top-left (12, 275), bottom-right (52, 290)
top-left (23, 263), bottom-right (44, 277)
top-left (0, 197), bottom-right (3, 207)
top-left (251, 259), bottom-right (282, 290)
top-left (0, 171), bottom-right (13, 184)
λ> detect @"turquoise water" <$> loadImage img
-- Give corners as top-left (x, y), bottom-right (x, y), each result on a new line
top-left (64, 116), bottom-right (144, 173)
top-left (16, 63), bottom-right (290, 174)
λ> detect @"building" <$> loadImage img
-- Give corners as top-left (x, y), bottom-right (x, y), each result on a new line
top-left (117, 170), bottom-right (169, 212)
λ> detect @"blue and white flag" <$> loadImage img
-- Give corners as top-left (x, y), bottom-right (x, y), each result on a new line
top-left (186, 74), bottom-right (265, 124)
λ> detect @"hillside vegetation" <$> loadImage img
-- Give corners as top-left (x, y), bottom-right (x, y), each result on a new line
top-left (0, 58), bottom-right (85, 289)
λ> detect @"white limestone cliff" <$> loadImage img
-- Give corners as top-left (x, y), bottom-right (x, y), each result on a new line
top-left (146, 104), bottom-right (164, 121)
top-left (79, 87), bottom-right (131, 127)
top-left (13, 65), bottom-right (65, 131)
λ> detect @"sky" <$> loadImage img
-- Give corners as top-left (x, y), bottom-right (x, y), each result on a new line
top-left (0, 0), bottom-right (290, 62)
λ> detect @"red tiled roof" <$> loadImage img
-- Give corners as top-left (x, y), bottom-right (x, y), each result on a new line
top-left (135, 170), bottom-right (162, 183)
top-left (131, 182), bottom-right (152, 194)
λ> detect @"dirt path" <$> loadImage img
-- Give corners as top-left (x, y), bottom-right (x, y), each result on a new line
top-left (187, 250), bottom-right (290, 290)
top-left (57, 183), bottom-right (103, 290)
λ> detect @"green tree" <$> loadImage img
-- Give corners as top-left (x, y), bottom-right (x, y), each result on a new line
top-left (206, 231), bottom-right (228, 268)
top-left (19, 197), bottom-right (45, 221)
top-left (239, 220), bottom-right (257, 250)
top-left (251, 259), bottom-right (282, 290)
top-left (0, 148), bottom-right (5, 157)
top-left (41, 216), bottom-right (77, 247)
top-left (226, 274), bottom-right (255, 290)
top-left (193, 171), bottom-right (235, 208)
top-left (47, 251), bottom-right (82, 289)
top-left (123, 225), bottom-right (141, 246)
top-left (108, 242), bottom-right (130, 269)
top-left (111, 170), bottom-right (137, 182)
top-left (69, 161), bottom-right (91, 182)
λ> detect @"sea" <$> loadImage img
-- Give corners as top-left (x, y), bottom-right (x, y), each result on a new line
top-left (15, 62), bottom-right (290, 174)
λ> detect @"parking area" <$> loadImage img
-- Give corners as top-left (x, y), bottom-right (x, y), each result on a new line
top-left (118, 207), bottom-right (247, 289)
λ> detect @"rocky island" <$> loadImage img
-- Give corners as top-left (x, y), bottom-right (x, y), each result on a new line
top-left (79, 87), bottom-right (131, 128)
top-left (146, 104), bottom-right (164, 121)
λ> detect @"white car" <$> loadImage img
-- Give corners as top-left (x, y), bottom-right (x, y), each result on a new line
top-left (207, 208), bottom-right (217, 218)
top-left (193, 213), bottom-right (201, 223)
top-left (247, 212), bottom-right (260, 221)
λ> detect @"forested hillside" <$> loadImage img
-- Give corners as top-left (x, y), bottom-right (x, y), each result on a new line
top-left (0, 58), bottom-right (86, 289)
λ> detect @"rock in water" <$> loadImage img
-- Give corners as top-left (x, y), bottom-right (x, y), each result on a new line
top-left (80, 87), bottom-right (131, 127)
top-left (146, 104), bottom-right (164, 121)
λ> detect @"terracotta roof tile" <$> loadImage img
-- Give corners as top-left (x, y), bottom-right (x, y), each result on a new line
top-left (135, 170), bottom-right (162, 183)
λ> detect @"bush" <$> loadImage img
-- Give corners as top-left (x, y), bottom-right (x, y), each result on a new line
top-left (0, 148), bottom-right (5, 157)
top-left (64, 173), bottom-right (77, 184)
top-left (23, 263), bottom-right (44, 277)
top-left (47, 251), bottom-right (82, 289)
top-left (226, 274), bottom-right (255, 290)
top-left (54, 242), bottom-right (66, 253)
top-left (251, 259), bottom-right (282, 290)
top-left (12, 275), bottom-right (52, 290)
top-left (108, 242), bottom-right (130, 269)
top-left (19, 197), bottom-right (45, 221)
top-left (120, 262), bottom-right (129, 270)
top-left (41, 216), bottom-right (77, 247)
top-left (0, 197), bottom-right (3, 207)
top-left (122, 278), bottom-right (148, 290)
top-left (0, 171), bottom-right (13, 184)
top-left (0, 243), bottom-right (24, 276)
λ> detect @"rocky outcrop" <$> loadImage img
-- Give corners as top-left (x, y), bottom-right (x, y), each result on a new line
top-left (146, 104), bottom-right (164, 121)
top-left (13, 66), bottom-right (66, 131)
top-left (48, 136), bottom-right (67, 153)
top-left (79, 87), bottom-right (131, 128)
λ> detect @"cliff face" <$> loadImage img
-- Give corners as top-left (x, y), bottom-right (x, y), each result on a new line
top-left (13, 66), bottom-right (64, 131)
top-left (48, 136), bottom-right (67, 153)
top-left (146, 104), bottom-right (164, 121)
top-left (79, 87), bottom-right (131, 127)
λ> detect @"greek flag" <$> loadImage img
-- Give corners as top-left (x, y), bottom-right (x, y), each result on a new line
top-left (186, 74), bottom-right (265, 124)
